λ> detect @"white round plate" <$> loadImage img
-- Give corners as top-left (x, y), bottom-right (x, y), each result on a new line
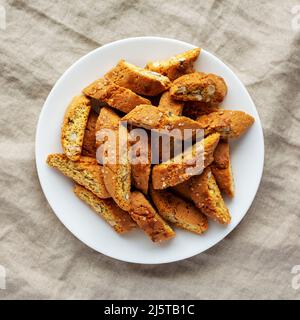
top-left (36, 37), bottom-right (264, 264)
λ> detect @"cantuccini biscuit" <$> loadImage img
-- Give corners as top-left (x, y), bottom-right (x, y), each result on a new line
top-left (74, 184), bottom-right (136, 234)
top-left (182, 101), bottom-right (219, 120)
top-left (211, 140), bottom-right (234, 197)
top-left (82, 109), bottom-right (98, 157)
top-left (145, 48), bottom-right (201, 81)
top-left (46, 154), bottom-right (110, 199)
top-left (105, 60), bottom-right (171, 96)
top-left (172, 181), bottom-right (192, 201)
top-left (96, 107), bottom-right (131, 211)
top-left (128, 191), bottom-right (175, 243)
top-left (170, 73), bottom-right (227, 105)
top-left (196, 110), bottom-right (255, 138)
top-left (83, 78), bottom-right (151, 114)
top-left (122, 104), bottom-right (204, 139)
top-left (158, 91), bottom-right (184, 116)
top-left (61, 95), bottom-right (91, 161)
top-left (152, 133), bottom-right (220, 189)
top-left (130, 135), bottom-right (152, 195)
top-left (189, 167), bottom-right (231, 225)
top-left (150, 187), bottom-right (208, 234)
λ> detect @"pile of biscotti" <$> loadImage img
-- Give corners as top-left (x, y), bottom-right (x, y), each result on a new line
top-left (47, 48), bottom-right (254, 243)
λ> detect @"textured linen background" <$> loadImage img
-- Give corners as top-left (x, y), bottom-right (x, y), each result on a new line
top-left (0, 0), bottom-right (299, 300)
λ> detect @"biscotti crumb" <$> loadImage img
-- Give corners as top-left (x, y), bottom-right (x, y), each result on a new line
top-left (74, 184), bottom-right (136, 233)
top-left (46, 153), bottom-right (110, 199)
top-left (61, 95), bottom-right (91, 161)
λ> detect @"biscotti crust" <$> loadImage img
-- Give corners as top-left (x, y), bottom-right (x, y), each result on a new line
top-left (158, 91), bottom-right (184, 116)
top-left (152, 133), bottom-right (220, 189)
top-left (150, 188), bottom-right (208, 234)
top-left (182, 101), bottom-right (219, 120)
top-left (211, 140), bottom-right (234, 197)
top-left (145, 48), bottom-right (201, 81)
top-left (61, 95), bottom-right (91, 161)
top-left (196, 110), bottom-right (255, 138)
top-left (122, 104), bottom-right (204, 138)
top-left (190, 167), bottom-right (231, 224)
top-left (83, 78), bottom-right (151, 114)
top-left (105, 60), bottom-right (171, 96)
top-left (170, 72), bottom-right (227, 104)
top-left (96, 107), bottom-right (131, 211)
top-left (74, 184), bottom-right (136, 233)
top-left (82, 110), bottom-right (98, 157)
top-left (131, 136), bottom-right (152, 195)
top-left (128, 191), bottom-right (175, 243)
top-left (46, 154), bottom-right (110, 199)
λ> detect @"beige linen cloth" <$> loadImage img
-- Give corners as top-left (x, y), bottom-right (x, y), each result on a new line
top-left (0, 0), bottom-right (299, 300)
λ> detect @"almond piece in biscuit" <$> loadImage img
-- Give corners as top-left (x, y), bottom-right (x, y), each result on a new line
top-left (211, 140), bottom-right (234, 197)
top-left (105, 60), bottom-right (171, 96)
top-left (190, 167), bottom-right (231, 225)
top-left (46, 154), bottom-right (110, 199)
top-left (145, 48), bottom-right (201, 81)
top-left (150, 187), bottom-right (208, 234)
top-left (152, 133), bottom-right (220, 189)
top-left (74, 184), bottom-right (136, 234)
top-left (196, 110), bottom-right (255, 139)
top-left (83, 78), bottom-right (151, 114)
top-left (158, 91), bottom-right (184, 116)
top-left (96, 107), bottom-right (131, 211)
top-left (128, 191), bottom-right (175, 243)
top-left (170, 72), bottom-right (227, 104)
top-left (82, 110), bottom-right (98, 157)
top-left (122, 104), bottom-right (204, 139)
top-left (61, 95), bottom-right (91, 161)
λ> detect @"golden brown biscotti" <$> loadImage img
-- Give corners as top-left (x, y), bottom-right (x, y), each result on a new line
top-left (130, 135), bottom-right (152, 194)
top-left (152, 133), bottom-right (220, 189)
top-left (105, 60), bottom-right (171, 96)
top-left (182, 101), bottom-right (219, 120)
top-left (150, 188), bottom-right (208, 234)
top-left (145, 48), bottom-right (201, 81)
top-left (211, 140), bottom-right (234, 197)
top-left (128, 191), bottom-right (175, 243)
top-left (189, 167), bottom-right (231, 224)
top-left (74, 184), bottom-right (136, 234)
top-left (170, 73), bottom-right (227, 105)
top-left (172, 181), bottom-right (192, 202)
top-left (122, 105), bottom-right (204, 139)
top-left (46, 154), bottom-right (110, 199)
top-left (158, 91), bottom-right (184, 116)
top-left (95, 107), bottom-right (120, 150)
top-left (83, 78), bottom-right (151, 114)
top-left (95, 107), bottom-right (131, 211)
top-left (196, 110), bottom-right (255, 139)
top-left (61, 95), bottom-right (91, 161)
top-left (82, 110), bottom-right (98, 157)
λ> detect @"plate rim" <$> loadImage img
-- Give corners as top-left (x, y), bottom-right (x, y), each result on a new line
top-left (35, 36), bottom-right (265, 264)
